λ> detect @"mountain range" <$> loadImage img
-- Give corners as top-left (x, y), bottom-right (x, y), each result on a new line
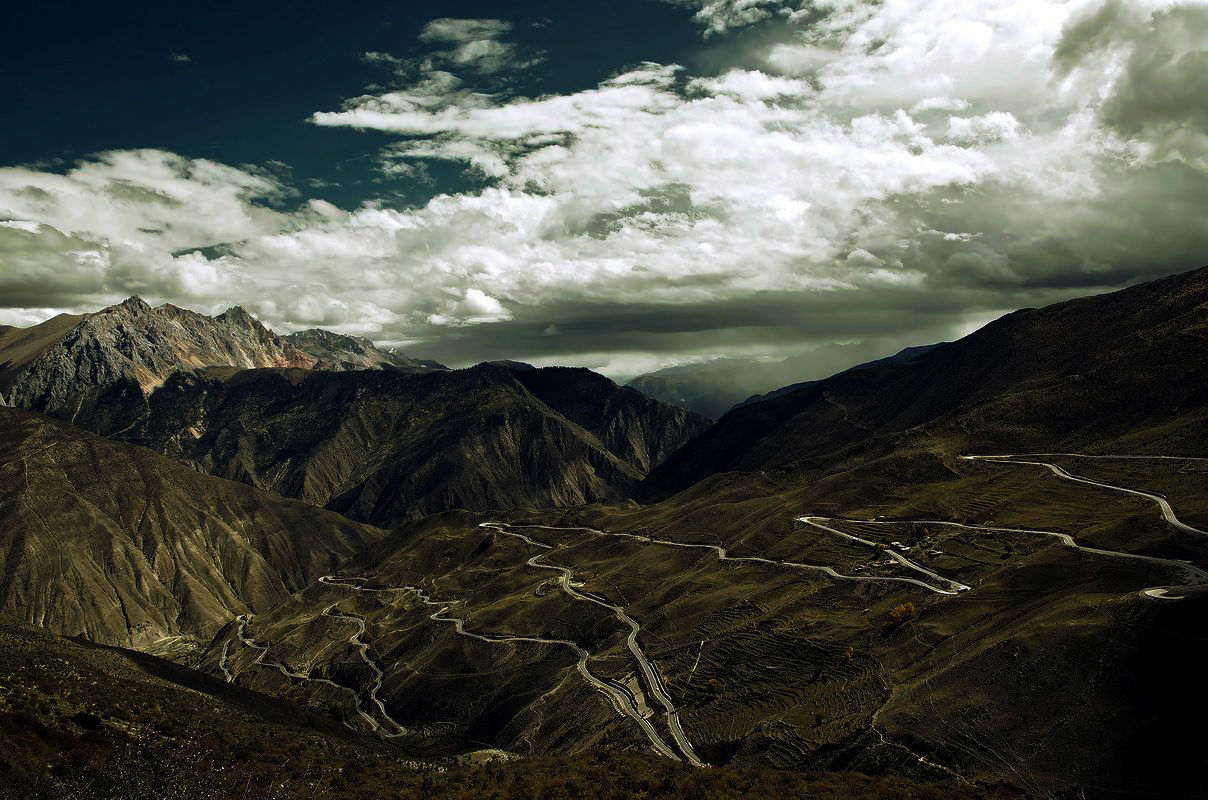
top-left (0, 296), bottom-right (438, 418)
top-left (1, 266), bottom-right (1206, 798)
top-left (0, 298), bottom-right (707, 525)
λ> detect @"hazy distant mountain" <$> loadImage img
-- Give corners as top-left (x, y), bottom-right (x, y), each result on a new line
top-left (735, 344), bottom-right (943, 408)
top-left (0, 406), bottom-right (382, 650)
top-left (0, 297), bottom-right (435, 423)
top-left (101, 363), bottom-right (709, 525)
top-left (625, 342), bottom-right (942, 418)
top-left (640, 265), bottom-right (1208, 499)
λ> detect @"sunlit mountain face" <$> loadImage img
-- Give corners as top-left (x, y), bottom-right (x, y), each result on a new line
top-left (2, 0), bottom-right (1206, 379)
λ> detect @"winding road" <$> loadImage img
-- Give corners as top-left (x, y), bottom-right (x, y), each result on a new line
top-left (963, 454), bottom-right (1208, 538)
top-left (221, 450), bottom-right (1203, 768)
top-left (479, 523), bottom-right (704, 766)
top-left (232, 613), bottom-right (404, 736)
top-left (491, 522), bottom-right (965, 595)
top-left (321, 575), bottom-right (689, 762)
top-left (321, 605), bottom-right (409, 736)
top-left (815, 517), bottom-right (1208, 600)
top-left (217, 639), bottom-right (234, 683)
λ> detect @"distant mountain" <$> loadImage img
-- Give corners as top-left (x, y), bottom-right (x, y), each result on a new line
top-left (625, 342), bottom-right (941, 418)
top-left (0, 297), bottom-right (435, 422)
top-left (0, 406), bottom-right (382, 650)
top-left (285, 327), bottom-right (444, 371)
top-left (640, 265), bottom-right (1208, 499)
top-left (96, 363), bottom-right (709, 525)
top-left (735, 344), bottom-right (943, 408)
top-left (625, 370), bottom-right (737, 419)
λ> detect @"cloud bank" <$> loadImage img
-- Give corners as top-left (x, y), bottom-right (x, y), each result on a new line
top-left (2, 3), bottom-right (1206, 376)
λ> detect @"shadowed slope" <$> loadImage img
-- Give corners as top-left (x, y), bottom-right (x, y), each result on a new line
top-left (640, 265), bottom-right (1208, 499)
top-left (109, 364), bottom-right (708, 525)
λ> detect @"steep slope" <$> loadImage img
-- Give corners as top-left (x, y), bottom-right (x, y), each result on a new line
top-left (641, 265), bottom-right (1208, 499)
top-left (0, 313), bottom-right (85, 400)
top-left (114, 365), bottom-right (707, 525)
top-left (0, 407), bottom-right (382, 650)
top-left (284, 328), bottom-right (442, 372)
top-left (512, 367), bottom-right (711, 474)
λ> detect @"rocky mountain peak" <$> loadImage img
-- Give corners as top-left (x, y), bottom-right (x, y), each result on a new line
top-left (216, 305), bottom-right (258, 328)
top-left (112, 295), bottom-right (152, 315)
top-left (0, 298), bottom-right (441, 425)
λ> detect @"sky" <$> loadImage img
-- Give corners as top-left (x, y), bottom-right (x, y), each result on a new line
top-left (1, 0), bottom-right (1206, 378)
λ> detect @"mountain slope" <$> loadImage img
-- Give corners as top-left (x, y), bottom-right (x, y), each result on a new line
top-left (111, 365), bottom-right (708, 525)
top-left (0, 407), bottom-right (383, 649)
top-left (513, 366), bottom-right (709, 474)
top-left (640, 265), bottom-right (1208, 499)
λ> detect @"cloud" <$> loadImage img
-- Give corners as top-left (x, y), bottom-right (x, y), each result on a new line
top-left (664, 1), bottom-right (809, 35)
top-left (413, 17), bottom-right (537, 75)
top-left (0, 150), bottom-right (288, 311)
top-left (419, 18), bottom-right (513, 44)
top-left (1099, 5), bottom-right (1208, 159)
top-left (362, 51), bottom-right (404, 67)
top-left (3, 3), bottom-right (1207, 378)
top-left (428, 288), bottom-right (512, 326)
top-left (910, 96), bottom-right (971, 114)
top-left (946, 111), bottom-right (1023, 144)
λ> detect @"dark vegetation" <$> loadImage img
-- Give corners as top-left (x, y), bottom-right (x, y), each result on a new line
top-left (12, 744), bottom-right (1011, 800)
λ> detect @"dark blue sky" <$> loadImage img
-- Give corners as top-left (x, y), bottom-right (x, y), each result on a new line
top-left (2, 1), bottom-right (725, 209)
